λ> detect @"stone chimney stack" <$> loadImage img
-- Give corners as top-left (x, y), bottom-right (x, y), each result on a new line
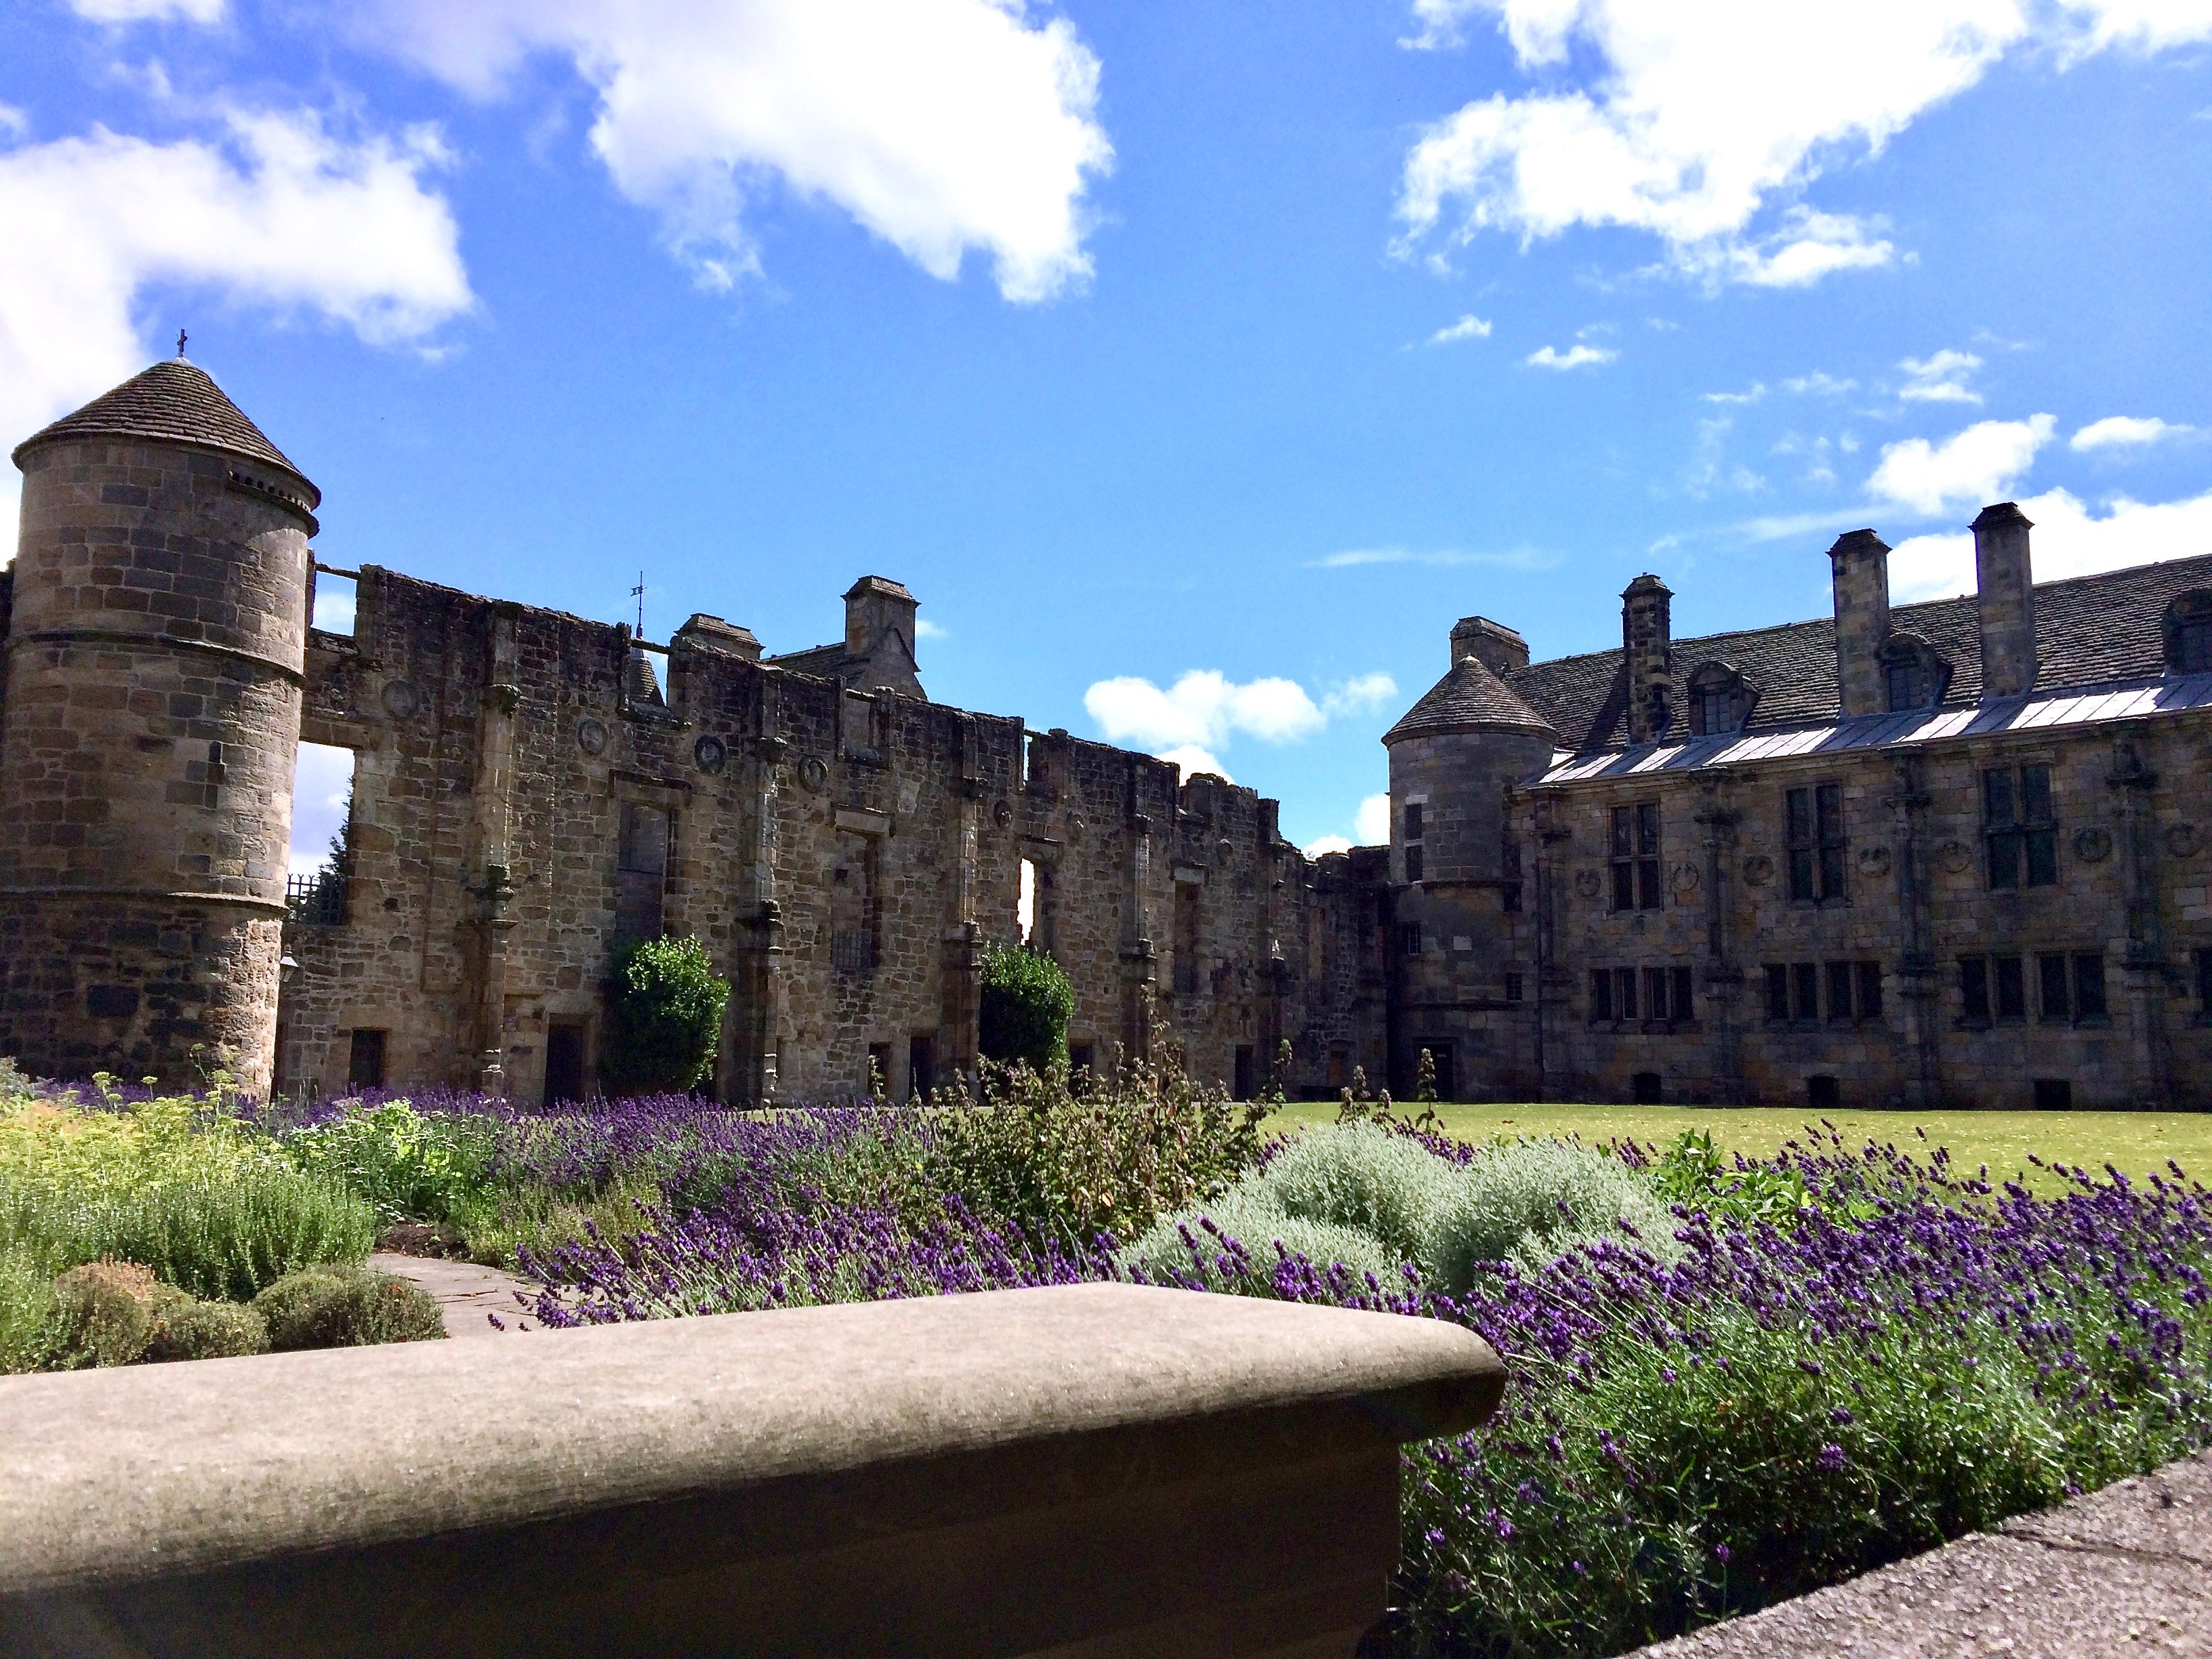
top-left (1449, 615), bottom-right (1530, 676)
top-left (1620, 575), bottom-right (1673, 743)
top-left (1827, 529), bottom-right (1892, 718)
top-left (842, 576), bottom-right (922, 697)
top-left (1972, 502), bottom-right (2037, 699)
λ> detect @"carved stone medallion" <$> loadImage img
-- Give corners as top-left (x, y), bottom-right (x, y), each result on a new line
top-left (993, 798), bottom-right (1014, 830)
top-left (575, 715), bottom-right (609, 756)
top-left (2167, 822), bottom-right (2203, 859)
top-left (1670, 861), bottom-right (1700, 893)
top-left (1574, 869), bottom-right (1602, 900)
top-left (693, 734), bottom-right (729, 776)
top-left (1860, 845), bottom-right (1892, 878)
top-left (1742, 853), bottom-right (1774, 887)
top-left (796, 755), bottom-right (830, 794)
top-left (380, 678), bottom-right (421, 721)
top-left (1938, 840), bottom-right (1971, 874)
top-left (2073, 825), bottom-right (2112, 863)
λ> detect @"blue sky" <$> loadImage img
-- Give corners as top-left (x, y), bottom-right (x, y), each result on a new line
top-left (6, 0), bottom-right (2212, 867)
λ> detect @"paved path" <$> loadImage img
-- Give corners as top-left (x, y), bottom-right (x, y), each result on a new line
top-left (367, 1253), bottom-right (545, 1339)
top-left (1631, 1451), bottom-right (2212, 1658)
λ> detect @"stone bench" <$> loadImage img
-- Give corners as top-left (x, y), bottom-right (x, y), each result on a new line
top-left (0, 1282), bottom-right (1502, 1659)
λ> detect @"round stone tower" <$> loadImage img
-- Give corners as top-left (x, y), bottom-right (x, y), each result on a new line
top-left (1, 359), bottom-right (318, 1095)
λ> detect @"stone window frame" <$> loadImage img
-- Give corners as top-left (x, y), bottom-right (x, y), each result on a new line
top-left (1879, 633), bottom-right (1950, 714)
top-left (1587, 963), bottom-right (1696, 1030)
top-left (1607, 801), bottom-right (1663, 912)
top-left (1784, 781), bottom-right (1847, 905)
top-left (1982, 761), bottom-right (2059, 891)
top-left (2034, 949), bottom-right (2110, 1026)
top-left (1685, 660), bottom-right (1756, 737)
top-left (1761, 960), bottom-right (1882, 1025)
top-left (1957, 953), bottom-right (2029, 1027)
top-left (2192, 947), bottom-right (2212, 1023)
top-left (2162, 590), bottom-right (2212, 675)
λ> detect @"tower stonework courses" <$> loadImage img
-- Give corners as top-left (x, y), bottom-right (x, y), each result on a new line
top-left (8, 360), bottom-right (2212, 1115)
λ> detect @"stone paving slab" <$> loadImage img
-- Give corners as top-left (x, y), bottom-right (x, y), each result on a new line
top-left (366, 1253), bottom-right (544, 1340)
top-left (1629, 1454), bottom-right (2212, 1659)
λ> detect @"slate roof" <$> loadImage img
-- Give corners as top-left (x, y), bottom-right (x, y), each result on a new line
top-left (12, 359), bottom-right (319, 502)
top-left (1387, 653), bottom-right (1557, 742)
top-left (764, 643), bottom-right (850, 678)
top-left (1502, 552), bottom-right (2212, 755)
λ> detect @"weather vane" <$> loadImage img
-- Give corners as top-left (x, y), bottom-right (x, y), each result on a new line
top-left (175, 329), bottom-right (187, 359)
top-left (632, 572), bottom-right (646, 638)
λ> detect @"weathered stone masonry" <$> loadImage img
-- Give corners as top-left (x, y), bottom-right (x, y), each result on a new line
top-left (1, 363), bottom-right (1389, 1103)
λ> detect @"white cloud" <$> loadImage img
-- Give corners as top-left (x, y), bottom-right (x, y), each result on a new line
top-left (1308, 545), bottom-right (1559, 570)
top-left (289, 741), bottom-right (355, 878)
top-left (310, 585), bottom-right (356, 632)
top-left (1704, 383), bottom-right (1765, 405)
top-left (1525, 343), bottom-right (1616, 370)
top-left (1899, 348), bottom-right (1984, 405)
top-left (1888, 485), bottom-right (2212, 602)
top-left (1868, 415), bottom-right (2055, 515)
top-left (1393, 1), bottom-right (2212, 285)
top-left (360, 0), bottom-right (1111, 302)
top-left (70, 0), bottom-right (225, 20)
top-left (1156, 745), bottom-right (1231, 784)
top-left (914, 616), bottom-right (950, 640)
top-left (1784, 371), bottom-right (1858, 397)
top-left (0, 111), bottom-right (471, 550)
top-left (1322, 672), bottom-right (1399, 716)
top-left (1427, 312), bottom-right (1493, 344)
top-left (1084, 670), bottom-right (1326, 752)
top-left (1302, 834), bottom-right (1353, 858)
top-left (1355, 792), bottom-right (1393, 845)
top-left (2072, 414), bottom-right (2195, 451)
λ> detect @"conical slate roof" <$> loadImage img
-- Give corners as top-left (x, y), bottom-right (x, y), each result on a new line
top-left (1385, 653), bottom-right (1557, 743)
top-left (12, 359), bottom-right (318, 504)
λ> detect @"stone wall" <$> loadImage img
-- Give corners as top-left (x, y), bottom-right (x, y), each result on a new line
top-left (276, 567), bottom-right (1386, 1105)
top-left (1520, 714), bottom-right (2212, 1110)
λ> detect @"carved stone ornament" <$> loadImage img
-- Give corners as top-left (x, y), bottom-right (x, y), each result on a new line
top-left (1939, 840), bottom-right (1972, 874)
top-left (1860, 844), bottom-right (1893, 878)
top-left (693, 734), bottom-right (729, 776)
top-left (1670, 861), bottom-right (1700, 893)
top-left (796, 755), bottom-right (830, 794)
top-left (1574, 869), bottom-right (1603, 899)
top-left (993, 798), bottom-right (1014, 830)
top-left (1216, 837), bottom-right (1235, 865)
top-left (2073, 825), bottom-right (2113, 863)
top-left (2167, 821), bottom-right (2203, 859)
top-left (380, 678), bottom-right (421, 721)
top-left (1742, 853), bottom-right (1775, 887)
top-left (1066, 812), bottom-right (1086, 843)
top-left (575, 715), bottom-right (609, 756)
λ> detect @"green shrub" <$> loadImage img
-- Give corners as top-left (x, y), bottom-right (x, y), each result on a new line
top-left (253, 1265), bottom-right (447, 1350)
top-left (600, 937), bottom-right (731, 1097)
top-left (141, 1297), bottom-right (270, 1364)
top-left (283, 1101), bottom-right (500, 1229)
top-left (926, 1056), bottom-right (1271, 1248)
top-left (977, 945), bottom-right (1073, 1076)
top-left (1254, 1122), bottom-right (1465, 1264)
top-left (1118, 1186), bottom-right (1400, 1291)
top-left (0, 1057), bottom-right (34, 1103)
top-left (1424, 1136), bottom-right (1680, 1292)
top-left (49, 1260), bottom-right (176, 1368)
top-left (0, 1243), bottom-right (56, 1373)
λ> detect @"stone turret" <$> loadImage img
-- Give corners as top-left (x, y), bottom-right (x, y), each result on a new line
top-left (0, 360), bottom-right (318, 1094)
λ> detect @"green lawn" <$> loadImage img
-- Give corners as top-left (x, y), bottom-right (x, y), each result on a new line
top-left (1269, 1100), bottom-right (2212, 1193)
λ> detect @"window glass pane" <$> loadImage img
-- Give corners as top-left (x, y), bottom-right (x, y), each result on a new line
top-left (2197, 947), bottom-right (2212, 1010)
top-left (2038, 954), bottom-right (2070, 1021)
top-left (1405, 845), bottom-right (1424, 883)
top-left (1996, 956), bottom-right (2026, 1020)
top-left (1786, 788), bottom-right (1810, 845)
top-left (1592, 970), bottom-right (1612, 1021)
top-left (2025, 828), bottom-right (2057, 887)
top-left (1404, 803), bottom-right (1423, 840)
top-left (1673, 966), bottom-right (1694, 1020)
top-left (1856, 961), bottom-right (1882, 1021)
top-left (1961, 957), bottom-right (1989, 1021)
top-left (2021, 764), bottom-right (2053, 824)
top-left (1617, 968), bottom-right (1637, 1019)
top-left (1637, 802), bottom-right (1661, 854)
top-left (1613, 863), bottom-right (1635, 911)
top-left (1984, 769), bottom-right (2015, 825)
top-left (2074, 954), bottom-right (2107, 1021)
top-left (1645, 967), bottom-right (1668, 1021)
top-left (1816, 783), bottom-right (1842, 840)
top-left (1637, 858), bottom-right (1661, 910)
top-left (1988, 830), bottom-right (2022, 890)
top-left (1819, 844), bottom-right (1847, 901)
top-left (1766, 964), bottom-right (1790, 1021)
top-left (1826, 961), bottom-right (1853, 1021)
top-left (1793, 962), bottom-right (1820, 1021)
top-left (1886, 662), bottom-right (1919, 711)
top-left (1610, 806), bottom-right (1632, 857)
top-left (1788, 848), bottom-right (1816, 903)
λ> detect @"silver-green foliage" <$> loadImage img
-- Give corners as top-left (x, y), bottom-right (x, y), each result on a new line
top-left (1425, 1135), bottom-right (1681, 1294)
top-left (1118, 1182), bottom-right (1401, 1290)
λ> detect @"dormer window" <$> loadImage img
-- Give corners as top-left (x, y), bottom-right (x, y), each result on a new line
top-left (1880, 634), bottom-right (1948, 713)
top-left (2165, 592), bottom-right (2212, 674)
top-left (1686, 661), bottom-right (1750, 737)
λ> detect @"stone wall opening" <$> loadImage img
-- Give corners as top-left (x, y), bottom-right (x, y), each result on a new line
top-left (310, 569), bottom-right (357, 637)
top-left (615, 802), bottom-right (671, 945)
top-left (288, 742), bottom-right (355, 924)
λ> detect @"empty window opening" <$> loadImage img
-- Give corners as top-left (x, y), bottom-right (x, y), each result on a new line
top-left (866, 1043), bottom-right (893, 1101)
top-left (347, 1029), bottom-right (388, 1092)
top-left (1068, 1043), bottom-right (1095, 1087)
top-left (615, 802), bottom-right (672, 945)
top-left (1501, 834), bottom-right (1523, 913)
top-left (1431, 1046), bottom-right (1457, 1101)
top-left (310, 568), bottom-right (358, 637)
top-left (1233, 1044), bottom-right (1256, 1101)
top-left (1018, 859), bottom-right (1057, 954)
top-left (1403, 802), bottom-right (1425, 842)
top-left (2033, 1078), bottom-right (2074, 1111)
top-left (1806, 1074), bottom-right (1841, 1111)
top-left (544, 1023), bottom-right (588, 1107)
top-left (909, 1033), bottom-right (937, 1101)
top-left (288, 742), bottom-right (356, 925)
top-left (1504, 972), bottom-right (1524, 1003)
top-left (1405, 843), bottom-right (1425, 883)
top-left (1176, 882), bottom-right (1205, 994)
top-left (830, 829), bottom-right (878, 975)
top-left (1631, 1071), bottom-right (1663, 1105)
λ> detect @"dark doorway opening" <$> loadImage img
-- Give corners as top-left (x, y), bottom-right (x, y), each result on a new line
top-left (1807, 1074), bottom-right (1842, 1111)
top-left (909, 1033), bottom-right (937, 1101)
top-left (867, 1042), bottom-right (893, 1101)
top-left (347, 1029), bottom-right (388, 1092)
top-left (2032, 1078), bottom-right (2073, 1111)
top-left (1233, 1044), bottom-right (1256, 1101)
top-left (1631, 1070), bottom-right (1662, 1105)
top-left (545, 1023), bottom-right (587, 1107)
top-left (1431, 1046), bottom-right (1456, 1103)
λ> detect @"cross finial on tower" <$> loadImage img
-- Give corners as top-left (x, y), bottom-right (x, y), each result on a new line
top-left (175, 329), bottom-right (188, 359)
top-left (632, 572), bottom-right (646, 638)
